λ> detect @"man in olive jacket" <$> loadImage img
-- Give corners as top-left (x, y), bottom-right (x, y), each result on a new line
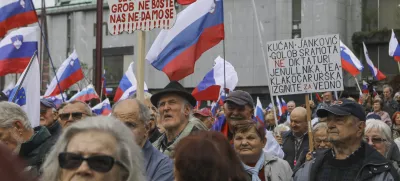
top-left (0, 102), bottom-right (53, 178)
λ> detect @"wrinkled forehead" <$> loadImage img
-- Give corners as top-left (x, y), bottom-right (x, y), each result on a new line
top-left (159, 94), bottom-right (184, 104)
top-left (61, 102), bottom-right (88, 113)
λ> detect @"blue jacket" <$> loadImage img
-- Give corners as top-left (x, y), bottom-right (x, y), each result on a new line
top-left (211, 114), bottom-right (226, 132)
top-left (142, 140), bottom-right (174, 181)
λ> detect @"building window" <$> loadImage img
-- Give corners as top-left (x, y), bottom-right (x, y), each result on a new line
top-left (292, 0), bottom-right (301, 38)
top-left (362, 0), bottom-right (378, 31)
top-left (104, 55), bottom-right (124, 87)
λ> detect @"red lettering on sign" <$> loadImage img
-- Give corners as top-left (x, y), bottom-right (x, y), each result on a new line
top-left (274, 59), bottom-right (285, 68)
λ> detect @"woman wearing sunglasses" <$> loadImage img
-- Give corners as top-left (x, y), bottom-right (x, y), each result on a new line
top-left (41, 116), bottom-right (145, 181)
top-left (365, 119), bottom-right (400, 176)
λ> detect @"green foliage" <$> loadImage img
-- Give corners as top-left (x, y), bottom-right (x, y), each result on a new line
top-left (351, 28), bottom-right (400, 56)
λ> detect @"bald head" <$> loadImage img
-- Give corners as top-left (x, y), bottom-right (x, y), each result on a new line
top-left (290, 107), bottom-right (308, 136)
top-left (112, 99), bottom-right (140, 122)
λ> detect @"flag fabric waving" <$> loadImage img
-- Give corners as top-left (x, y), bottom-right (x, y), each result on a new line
top-left (275, 96), bottom-right (282, 116)
top-left (362, 80), bottom-right (369, 94)
top-left (92, 98), bottom-right (112, 116)
top-left (362, 43), bottom-right (386, 81)
top-left (69, 84), bottom-right (99, 102)
top-left (210, 101), bottom-right (219, 117)
top-left (176, 0), bottom-right (196, 5)
top-left (255, 97), bottom-right (264, 124)
top-left (2, 82), bottom-right (15, 96)
top-left (281, 98), bottom-right (287, 114)
top-left (389, 29), bottom-right (400, 62)
top-left (340, 41), bottom-right (364, 76)
top-left (44, 50), bottom-right (84, 97)
top-left (8, 54), bottom-right (40, 127)
top-left (0, 26), bottom-right (38, 76)
top-left (192, 56), bottom-right (238, 101)
top-left (0, 0), bottom-right (38, 38)
top-left (146, 0), bottom-right (224, 81)
top-left (114, 62), bottom-right (148, 102)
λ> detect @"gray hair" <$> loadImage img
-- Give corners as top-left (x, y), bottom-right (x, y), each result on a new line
top-left (111, 99), bottom-right (152, 126)
top-left (273, 124), bottom-right (290, 136)
top-left (41, 116), bottom-right (145, 181)
top-left (0, 102), bottom-right (31, 129)
top-left (128, 92), bottom-right (153, 100)
top-left (61, 100), bottom-right (93, 116)
top-left (365, 119), bottom-right (392, 157)
top-left (383, 84), bottom-right (393, 94)
top-left (313, 122), bottom-right (328, 135)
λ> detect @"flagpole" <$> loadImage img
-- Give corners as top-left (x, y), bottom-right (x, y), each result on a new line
top-left (251, 0), bottom-right (278, 124)
top-left (354, 76), bottom-right (362, 95)
top-left (29, 0), bottom-right (65, 102)
top-left (11, 51), bottom-right (38, 102)
top-left (222, 1), bottom-right (227, 98)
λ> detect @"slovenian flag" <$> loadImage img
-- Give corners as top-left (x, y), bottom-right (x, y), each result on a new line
top-left (8, 54), bottom-right (40, 127)
top-left (69, 84), bottom-right (99, 102)
top-left (276, 96), bottom-right (282, 116)
top-left (389, 29), bottom-right (400, 62)
top-left (0, 26), bottom-right (38, 76)
top-left (363, 42), bottom-right (386, 81)
top-left (2, 82), bottom-right (15, 97)
top-left (340, 41), bottom-right (364, 76)
top-left (114, 62), bottom-right (148, 102)
top-left (0, 0), bottom-right (38, 38)
top-left (255, 97), bottom-right (264, 124)
top-left (281, 98), bottom-right (287, 114)
top-left (192, 56), bottom-right (238, 101)
top-left (92, 98), bottom-right (112, 116)
top-left (146, 0), bottom-right (224, 81)
top-left (362, 80), bottom-right (369, 93)
top-left (44, 50), bottom-right (84, 97)
top-left (44, 93), bottom-right (67, 108)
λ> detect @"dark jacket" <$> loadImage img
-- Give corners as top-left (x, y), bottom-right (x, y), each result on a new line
top-left (19, 126), bottom-right (53, 177)
top-left (143, 140), bottom-right (174, 181)
top-left (387, 142), bottom-right (400, 176)
top-left (293, 142), bottom-right (400, 181)
top-left (149, 127), bottom-right (162, 144)
top-left (0, 144), bottom-right (31, 181)
top-left (279, 112), bottom-right (289, 125)
top-left (46, 120), bottom-right (62, 145)
top-left (281, 130), bottom-right (309, 169)
top-left (382, 99), bottom-right (398, 118)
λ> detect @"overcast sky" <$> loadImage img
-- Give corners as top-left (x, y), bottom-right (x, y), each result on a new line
top-left (32, 0), bottom-right (55, 8)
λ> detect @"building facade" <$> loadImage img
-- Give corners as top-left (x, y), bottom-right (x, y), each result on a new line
top-left (5, 0), bottom-right (399, 105)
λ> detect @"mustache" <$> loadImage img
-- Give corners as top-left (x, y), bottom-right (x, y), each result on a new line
top-left (229, 116), bottom-right (245, 120)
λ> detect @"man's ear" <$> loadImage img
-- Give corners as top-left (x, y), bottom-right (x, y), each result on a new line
top-left (13, 121), bottom-right (25, 134)
top-left (357, 121), bottom-right (366, 137)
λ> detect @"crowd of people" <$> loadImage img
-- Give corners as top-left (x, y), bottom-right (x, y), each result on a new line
top-left (0, 81), bottom-right (400, 181)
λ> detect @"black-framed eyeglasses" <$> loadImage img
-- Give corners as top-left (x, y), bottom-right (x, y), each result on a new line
top-left (364, 137), bottom-right (386, 144)
top-left (58, 152), bottom-right (125, 173)
top-left (59, 112), bottom-right (86, 121)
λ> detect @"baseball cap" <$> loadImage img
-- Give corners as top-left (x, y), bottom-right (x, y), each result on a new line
top-left (40, 99), bottom-right (56, 109)
top-left (316, 99), bottom-right (366, 121)
top-left (224, 90), bottom-right (254, 107)
top-left (194, 108), bottom-right (212, 117)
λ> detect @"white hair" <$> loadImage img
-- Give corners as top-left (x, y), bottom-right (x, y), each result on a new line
top-left (313, 122), bottom-right (328, 135)
top-left (112, 99), bottom-right (152, 126)
top-left (0, 102), bottom-right (31, 129)
top-left (273, 124), bottom-right (290, 136)
top-left (41, 116), bottom-right (145, 181)
top-left (365, 119), bottom-right (392, 141)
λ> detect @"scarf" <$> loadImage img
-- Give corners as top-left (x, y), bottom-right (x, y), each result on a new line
top-left (242, 152), bottom-right (265, 181)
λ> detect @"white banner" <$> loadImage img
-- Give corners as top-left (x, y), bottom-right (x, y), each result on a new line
top-left (266, 34), bottom-right (343, 96)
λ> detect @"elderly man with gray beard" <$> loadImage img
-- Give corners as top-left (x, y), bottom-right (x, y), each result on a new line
top-left (0, 102), bottom-right (53, 178)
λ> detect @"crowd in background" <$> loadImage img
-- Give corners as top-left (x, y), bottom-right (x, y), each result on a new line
top-left (0, 81), bottom-right (399, 181)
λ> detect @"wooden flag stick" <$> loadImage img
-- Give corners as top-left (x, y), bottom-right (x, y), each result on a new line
top-left (398, 62), bottom-right (400, 73)
top-left (305, 94), bottom-right (314, 152)
top-left (136, 30), bottom-right (146, 102)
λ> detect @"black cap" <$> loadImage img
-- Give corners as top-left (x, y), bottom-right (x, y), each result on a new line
top-left (224, 90), bottom-right (254, 107)
top-left (316, 99), bottom-right (366, 121)
top-left (151, 81), bottom-right (197, 108)
top-left (40, 99), bottom-right (56, 109)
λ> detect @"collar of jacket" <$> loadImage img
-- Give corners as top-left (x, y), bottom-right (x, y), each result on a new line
top-left (308, 141), bottom-right (397, 181)
top-left (263, 153), bottom-right (278, 165)
top-left (47, 120), bottom-right (61, 136)
top-left (153, 121), bottom-right (196, 157)
top-left (19, 126), bottom-right (51, 157)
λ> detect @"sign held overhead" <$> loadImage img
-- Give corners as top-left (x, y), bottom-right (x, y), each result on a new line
top-left (107, 0), bottom-right (177, 35)
top-left (266, 34), bottom-right (343, 96)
